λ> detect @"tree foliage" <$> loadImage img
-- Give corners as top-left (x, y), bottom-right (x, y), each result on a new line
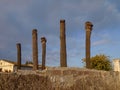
top-left (25, 61), bottom-right (33, 65)
top-left (83, 54), bottom-right (112, 71)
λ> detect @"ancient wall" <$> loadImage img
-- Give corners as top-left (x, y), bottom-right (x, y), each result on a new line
top-left (0, 67), bottom-right (120, 90)
top-left (113, 59), bottom-right (120, 71)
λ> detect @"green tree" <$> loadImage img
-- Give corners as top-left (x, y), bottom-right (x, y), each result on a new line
top-left (82, 54), bottom-right (112, 71)
top-left (25, 61), bottom-right (33, 65)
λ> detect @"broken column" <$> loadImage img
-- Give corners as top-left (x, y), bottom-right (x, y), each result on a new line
top-left (60, 20), bottom-right (67, 67)
top-left (32, 29), bottom-right (38, 70)
top-left (41, 37), bottom-right (47, 70)
top-left (16, 43), bottom-right (21, 69)
top-left (85, 21), bottom-right (93, 69)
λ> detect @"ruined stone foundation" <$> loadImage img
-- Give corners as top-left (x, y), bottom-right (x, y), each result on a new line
top-left (0, 67), bottom-right (120, 90)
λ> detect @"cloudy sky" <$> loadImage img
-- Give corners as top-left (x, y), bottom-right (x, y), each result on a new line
top-left (0, 0), bottom-right (120, 67)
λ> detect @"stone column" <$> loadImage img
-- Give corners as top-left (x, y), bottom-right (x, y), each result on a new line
top-left (85, 21), bottom-right (93, 69)
top-left (60, 20), bottom-right (67, 67)
top-left (41, 37), bottom-right (47, 70)
top-left (16, 43), bottom-right (21, 69)
top-left (32, 29), bottom-right (38, 70)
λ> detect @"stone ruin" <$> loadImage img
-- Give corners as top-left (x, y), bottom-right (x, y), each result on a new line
top-left (16, 20), bottom-right (94, 70)
top-left (41, 37), bottom-right (47, 70)
top-left (85, 21), bottom-right (93, 69)
top-left (113, 59), bottom-right (120, 72)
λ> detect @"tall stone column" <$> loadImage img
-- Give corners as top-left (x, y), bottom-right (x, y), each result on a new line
top-left (32, 29), bottom-right (38, 70)
top-left (85, 21), bottom-right (93, 69)
top-left (41, 37), bottom-right (47, 70)
top-left (60, 20), bottom-right (67, 67)
top-left (16, 43), bottom-right (21, 69)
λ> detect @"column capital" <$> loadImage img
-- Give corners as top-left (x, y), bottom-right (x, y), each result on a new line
top-left (32, 29), bottom-right (37, 34)
top-left (16, 43), bottom-right (21, 45)
top-left (60, 19), bottom-right (65, 23)
top-left (41, 37), bottom-right (47, 43)
top-left (16, 43), bottom-right (21, 48)
top-left (85, 21), bottom-right (93, 31)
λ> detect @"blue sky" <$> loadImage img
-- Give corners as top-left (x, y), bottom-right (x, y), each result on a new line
top-left (0, 0), bottom-right (120, 67)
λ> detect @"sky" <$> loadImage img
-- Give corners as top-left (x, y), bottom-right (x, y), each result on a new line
top-left (0, 0), bottom-right (120, 67)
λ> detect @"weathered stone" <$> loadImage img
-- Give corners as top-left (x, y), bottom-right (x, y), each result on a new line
top-left (41, 37), bottom-right (47, 70)
top-left (85, 21), bottom-right (93, 69)
top-left (113, 59), bottom-right (120, 71)
top-left (47, 70), bottom-right (62, 75)
top-left (0, 68), bottom-right (120, 90)
top-left (60, 20), bottom-right (67, 67)
top-left (63, 70), bottom-right (76, 75)
top-left (32, 29), bottom-right (38, 70)
top-left (16, 43), bottom-right (21, 69)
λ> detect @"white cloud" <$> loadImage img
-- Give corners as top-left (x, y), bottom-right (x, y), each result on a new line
top-left (92, 39), bottom-right (111, 46)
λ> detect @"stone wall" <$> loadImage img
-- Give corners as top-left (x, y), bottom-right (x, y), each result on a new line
top-left (113, 59), bottom-right (120, 71)
top-left (0, 67), bottom-right (120, 90)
